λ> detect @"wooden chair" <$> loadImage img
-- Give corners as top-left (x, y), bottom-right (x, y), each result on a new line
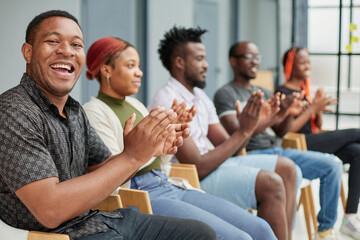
top-left (283, 132), bottom-right (348, 239)
top-left (169, 146), bottom-right (316, 240)
top-left (252, 70), bottom-right (274, 92)
top-left (0, 189), bottom-right (151, 240)
top-left (169, 163), bottom-right (201, 189)
top-left (236, 133), bottom-right (317, 240)
top-left (118, 188), bottom-right (152, 214)
top-left (282, 132), bottom-right (318, 240)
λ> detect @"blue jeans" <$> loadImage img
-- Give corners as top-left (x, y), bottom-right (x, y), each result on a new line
top-left (249, 146), bottom-right (343, 231)
top-left (131, 170), bottom-right (277, 240)
top-left (77, 208), bottom-right (216, 240)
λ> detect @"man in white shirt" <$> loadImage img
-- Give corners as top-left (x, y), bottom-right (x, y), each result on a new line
top-left (148, 26), bottom-right (302, 240)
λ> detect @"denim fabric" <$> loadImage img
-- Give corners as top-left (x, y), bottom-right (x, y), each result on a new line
top-left (200, 154), bottom-right (278, 209)
top-left (77, 208), bottom-right (216, 240)
top-left (199, 153), bottom-right (302, 230)
top-left (249, 146), bottom-right (343, 231)
top-left (131, 170), bottom-right (277, 240)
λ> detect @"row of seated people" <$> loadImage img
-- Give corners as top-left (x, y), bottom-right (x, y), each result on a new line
top-left (84, 23), bottom-right (358, 239)
top-left (1, 9), bottom-right (360, 240)
top-left (82, 25), bottom-right (360, 240)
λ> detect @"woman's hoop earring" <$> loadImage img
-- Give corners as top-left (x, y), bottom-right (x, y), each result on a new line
top-left (107, 76), bottom-right (110, 88)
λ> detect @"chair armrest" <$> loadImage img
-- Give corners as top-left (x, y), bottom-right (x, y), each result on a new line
top-left (169, 164), bottom-right (201, 189)
top-left (92, 194), bottom-right (123, 212)
top-left (28, 231), bottom-right (70, 240)
top-left (118, 188), bottom-right (152, 214)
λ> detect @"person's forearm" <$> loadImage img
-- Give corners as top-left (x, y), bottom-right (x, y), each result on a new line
top-left (315, 112), bottom-right (323, 129)
top-left (253, 112), bottom-right (285, 136)
top-left (253, 118), bottom-right (276, 135)
top-left (289, 108), bottom-right (314, 132)
top-left (196, 130), bottom-right (252, 179)
top-left (17, 152), bottom-right (142, 229)
top-left (272, 115), bottom-right (294, 137)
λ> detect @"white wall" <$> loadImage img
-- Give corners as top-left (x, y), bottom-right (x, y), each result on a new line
top-left (146, 0), bottom-right (235, 103)
top-left (216, 0), bottom-right (235, 88)
top-left (238, 0), bottom-right (278, 71)
top-left (278, 0), bottom-right (293, 85)
top-left (236, 0), bottom-right (292, 87)
top-left (146, 0), bottom-right (195, 102)
top-left (0, 0), bottom-right (82, 100)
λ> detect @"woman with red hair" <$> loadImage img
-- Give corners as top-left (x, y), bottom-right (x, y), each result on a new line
top-left (277, 47), bottom-right (360, 240)
top-left (83, 36), bottom-right (277, 240)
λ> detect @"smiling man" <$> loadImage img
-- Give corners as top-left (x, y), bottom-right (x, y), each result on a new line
top-left (213, 41), bottom-right (343, 240)
top-left (0, 10), bottom-right (216, 240)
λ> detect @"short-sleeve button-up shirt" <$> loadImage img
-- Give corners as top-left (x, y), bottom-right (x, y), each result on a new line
top-left (0, 74), bottom-right (113, 239)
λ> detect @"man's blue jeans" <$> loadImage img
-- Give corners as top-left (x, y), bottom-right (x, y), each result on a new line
top-left (249, 146), bottom-right (343, 231)
top-left (131, 170), bottom-right (277, 240)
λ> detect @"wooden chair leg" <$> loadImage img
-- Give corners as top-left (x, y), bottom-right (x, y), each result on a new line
top-left (297, 194), bottom-right (302, 211)
top-left (307, 185), bottom-right (318, 231)
top-left (301, 186), bottom-right (314, 240)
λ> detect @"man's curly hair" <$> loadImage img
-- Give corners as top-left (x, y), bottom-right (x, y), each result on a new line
top-left (158, 26), bottom-right (207, 72)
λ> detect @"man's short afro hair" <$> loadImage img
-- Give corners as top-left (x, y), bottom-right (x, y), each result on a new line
top-left (25, 10), bottom-right (80, 45)
top-left (158, 26), bottom-right (207, 72)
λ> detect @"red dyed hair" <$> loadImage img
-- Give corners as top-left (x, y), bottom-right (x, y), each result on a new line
top-left (86, 37), bottom-right (131, 80)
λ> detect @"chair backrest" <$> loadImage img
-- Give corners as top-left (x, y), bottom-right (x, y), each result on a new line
top-left (251, 70), bottom-right (274, 92)
top-left (169, 163), bottom-right (201, 189)
top-left (92, 194), bottom-right (123, 212)
top-left (282, 132), bottom-right (308, 151)
top-left (118, 189), bottom-right (153, 214)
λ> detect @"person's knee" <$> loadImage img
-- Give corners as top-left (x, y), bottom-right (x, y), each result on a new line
top-left (295, 164), bottom-right (303, 190)
top-left (255, 171), bottom-right (285, 203)
top-left (181, 219), bottom-right (217, 240)
top-left (256, 218), bottom-right (278, 240)
top-left (330, 155), bottom-right (343, 178)
top-left (276, 156), bottom-right (298, 183)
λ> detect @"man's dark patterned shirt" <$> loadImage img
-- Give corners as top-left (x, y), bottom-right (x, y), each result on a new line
top-left (0, 74), bottom-right (114, 239)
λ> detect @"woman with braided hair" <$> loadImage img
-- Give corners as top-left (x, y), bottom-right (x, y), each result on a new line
top-left (276, 47), bottom-right (360, 240)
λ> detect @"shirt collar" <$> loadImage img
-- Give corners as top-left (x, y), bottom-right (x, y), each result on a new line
top-left (168, 76), bottom-right (201, 104)
top-left (97, 91), bottom-right (125, 105)
top-left (20, 73), bottom-right (79, 116)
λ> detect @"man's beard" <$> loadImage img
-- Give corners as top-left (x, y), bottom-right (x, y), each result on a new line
top-left (29, 62), bottom-right (76, 97)
top-left (241, 72), bottom-right (256, 80)
top-left (185, 72), bottom-right (206, 89)
top-left (239, 68), bottom-right (257, 80)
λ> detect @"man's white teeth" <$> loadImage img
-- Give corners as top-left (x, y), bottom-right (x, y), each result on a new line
top-left (251, 67), bottom-right (258, 72)
top-left (51, 64), bottom-right (71, 71)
